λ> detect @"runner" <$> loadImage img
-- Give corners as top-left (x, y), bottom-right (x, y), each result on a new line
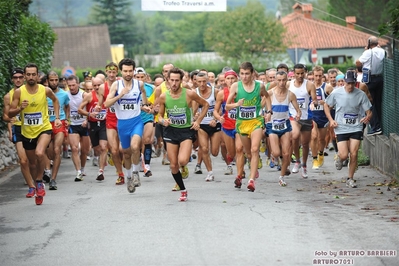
top-left (104, 58), bottom-right (150, 193)
top-left (9, 63), bottom-right (61, 205)
top-left (226, 62), bottom-right (272, 192)
top-left (158, 67), bottom-right (209, 201)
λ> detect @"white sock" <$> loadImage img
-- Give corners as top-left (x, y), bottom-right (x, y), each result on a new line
top-left (81, 167), bottom-right (85, 173)
top-left (77, 170), bottom-right (81, 175)
top-left (132, 164), bottom-right (140, 172)
top-left (124, 167), bottom-right (131, 178)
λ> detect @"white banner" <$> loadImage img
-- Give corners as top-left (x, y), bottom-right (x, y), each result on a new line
top-left (141, 0), bottom-right (227, 12)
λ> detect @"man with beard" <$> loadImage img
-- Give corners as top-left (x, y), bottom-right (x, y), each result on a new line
top-left (104, 58), bottom-right (150, 193)
top-left (44, 71), bottom-right (70, 190)
top-left (3, 67), bottom-right (35, 197)
top-left (9, 63), bottom-right (61, 205)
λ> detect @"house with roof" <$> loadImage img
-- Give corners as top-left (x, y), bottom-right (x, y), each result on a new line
top-left (281, 3), bottom-right (390, 65)
top-left (52, 24), bottom-right (113, 70)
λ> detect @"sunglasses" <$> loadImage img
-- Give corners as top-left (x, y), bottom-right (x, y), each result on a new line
top-left (12, 76), bottom-right (24, 80)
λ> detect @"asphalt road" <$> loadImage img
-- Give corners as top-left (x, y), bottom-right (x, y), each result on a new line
top-left (0, 150), bottom-right (398, 266)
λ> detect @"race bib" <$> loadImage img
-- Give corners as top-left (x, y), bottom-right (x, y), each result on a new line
top-left (24, 112), bottom-right (43, 126)
top-left (343, 113), bottom-right (359, 125)
top-left (95, 109), bottom-right (107, 120)
top-left (314, 96), bottom-right (323, 110)
top-left (48, 105), bottom-right (55, 116)
top-left (297, 97), bottom-right (306, 109)
top-left (169, 113), bottom-right (187, 125)
top-left (120, 99), bottom-right (136, 111)
top-left (272, 119), bottom-right (287, 131)
top-left (109, 105), bottom-right (116, 113)
top-left (239, 106), bottom-right (256, 119)
top-left (228, 109), bottom-right (237, 120)
top-left (205, 106), bottom-right (214, 118)
top-left (71, 110), bottom-right (83, 121)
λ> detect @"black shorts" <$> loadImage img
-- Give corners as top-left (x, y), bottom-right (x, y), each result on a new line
top-left (89, 121), bottom-right (107, 147)
top-left (163, 126), bottom-right (196, 145)
top-left (22, 130), bottom-right (52, 150)
top-left (69, 125), bottom-right (89, 137)
top-left (199, 123), bottom-right (221, 137)
top-left (336, 131), bottom-right (363, 142)
top-left (155, 122), bottom-right (163, 139)
top-left (12, 125), bottom-right (23, 143)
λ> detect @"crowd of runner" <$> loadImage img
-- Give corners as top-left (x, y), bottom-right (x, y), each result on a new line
top-left (3, 47), bottom-right (377, 204)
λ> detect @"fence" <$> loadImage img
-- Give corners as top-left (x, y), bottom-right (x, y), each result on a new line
top-left (382, 48), bottom-right (399, 135)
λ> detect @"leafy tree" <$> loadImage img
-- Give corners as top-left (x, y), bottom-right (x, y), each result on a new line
top-left (88, 0), bottom-right (137, 56)
top-left (327, 0), bottom-right (393, 33)
top-left (160, 13), bottom-right (209, 54)
top-left (0, 0), bottom-right (55, 130)
top-left (204, 1), bottom-right (287, 67)
top-left (379, 3), bottom-right (399, 39)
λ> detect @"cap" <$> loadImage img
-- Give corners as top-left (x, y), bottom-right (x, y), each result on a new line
top-left (134, 67), bottom-right (146, 75)
top-left (224, 70), bottom-right (238, 78)
top-left (83, 71), bottom-right (92, 79)
top-left (336, 74), bottom-right (345, 81)
top-left (344, 71), bottom-right (356, 83)
top-left (11, 67), bottom-right (24, 76)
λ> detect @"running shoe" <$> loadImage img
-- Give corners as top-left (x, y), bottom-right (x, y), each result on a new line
top-left (342, 159), bottom-right (349, 167)
top-left (43, 170), bottom-right (51, 183)
top-left (179, 190), bottom-right (188, 202)
top-left (96, 170), bottom-right (104, 181)
top-left (312, 157), bottom-right (321, 170)
top-left (26, 187), bottom-right (36, 198)
top-left (224, 165), bottom-right (233, 175)
top-left (144, 165), bottom-right (152, 177)
top-left (49, 179), bottom-right (57, 190)
top-left (74, 173), bottom-right (83, 182)
top-left (116, 175), bottom-right (125, 185)
top-left (92, 156), bottom-right (98, 166)
top-left (335, 157), bottom-right (343, 170)
top-left (127, 177), bottom-right (135, 193)
top-left (132, 171), bottom-right (141, 187)
top-left (194, 164), bottom-right (202, 174)
top-left (180, 165), bottom-right (189, 179)
top-left (172, 183), bottom-right (180, 191)
top-left (234, 175), bottom-right (242, 188)
top-left (301, 166), bottom-right (308, 179)
top-left (260, 141), bottom-right (266, 153)
top-left (247, 179), bottom-right (255, 192)
top-left (292, 162), bottom-right (301, 173)
top-left (279, 176), bottom-right (287, 187)
top-left (205, 173), bottom-right (214, 182)
top-left (258, 157), bottom-right (263, 169)
top-left (35, 181), bottom-right (46, 205)
top-left (107, 152), bottom-right (114, 166)
top-left (162, 156), bottom-right (170, 165)
top-left (269, 158), bottom-right (275, 168)
top-left (266, 157), bottom-right (271, 167)
top-left (346, 178), bottom-right (357, 188)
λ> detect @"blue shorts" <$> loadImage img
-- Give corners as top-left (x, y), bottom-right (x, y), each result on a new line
top-left (222, 127), bottom-right (236, 139)
top-left (117, 116), bottom-right (144, 149)
top-left (269, 120), bottom-right (292, 138)
top-left (265, 123), bottom-right (272, 137)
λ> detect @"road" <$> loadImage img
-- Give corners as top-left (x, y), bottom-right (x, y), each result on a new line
top-left (0, 151), bottom-right (398, 266)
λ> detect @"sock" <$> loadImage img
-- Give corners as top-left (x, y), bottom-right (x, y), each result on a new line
top-left (132, 163), bottom-right (140, 172)
top-left (319, 151), bottom-right (323, 156)
top-left (77, 170), bottom-right (81, 175)
top-left (313, 156), bottom-right (317, 160)
top-left (144, 144), bottom-right (152, 164)
top-left (124, 167), bottom-right (131, 178)
top-left (81, 167), bottom-right (85, 173)
top-left (172, 171), bottom-right (185, 191)
top-left (208, 171), bottom-right (213, 175)
top-left (332, 139), bottom-right (338, 152)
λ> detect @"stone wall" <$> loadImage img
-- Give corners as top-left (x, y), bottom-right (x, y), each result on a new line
top-left (0, 131), bottom-right (18, 171)
top-left (363, 133), bottom-right (399, 180)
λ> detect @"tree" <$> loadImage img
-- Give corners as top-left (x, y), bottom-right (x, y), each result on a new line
top-left (379, 3), bottom-right (399, 39)
top-left (89, 0), bottom-right (137, 56)
top-left (0, 0), bottom-right (56, 130)
top-left (204, 1), bottom-right (287, 66)
top-left (327, 0), bottom-right (393, 33)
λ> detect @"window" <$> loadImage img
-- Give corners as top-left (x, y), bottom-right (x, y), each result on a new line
top-left (322, 55), bottom-right (353, 64)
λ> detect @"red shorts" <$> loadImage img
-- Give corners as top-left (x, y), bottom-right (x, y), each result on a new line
top-left (51, 120), bottom-right (68, 139)
top-left (106, 118), bottom-right (117, 130)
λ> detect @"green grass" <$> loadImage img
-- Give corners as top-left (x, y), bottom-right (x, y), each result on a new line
top-left (357, 148), bottom-right (370, 166)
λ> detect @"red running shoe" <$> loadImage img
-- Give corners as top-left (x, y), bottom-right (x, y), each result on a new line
top-left (179, 191), bottom-right (188, 202)
top-left (247, 179), bottom-right (255, 192)
top-left (234, 176), bottom-right (242, 188)
top-left (26, 187), bottom-right (36, 198)
top-left (35, 181), bottom-right (46, 205)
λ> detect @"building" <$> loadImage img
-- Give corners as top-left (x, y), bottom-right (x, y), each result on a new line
top-left (52, 24), bottom-right (112, 70)
top-left (281, 3), bottom-right (390, 65)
